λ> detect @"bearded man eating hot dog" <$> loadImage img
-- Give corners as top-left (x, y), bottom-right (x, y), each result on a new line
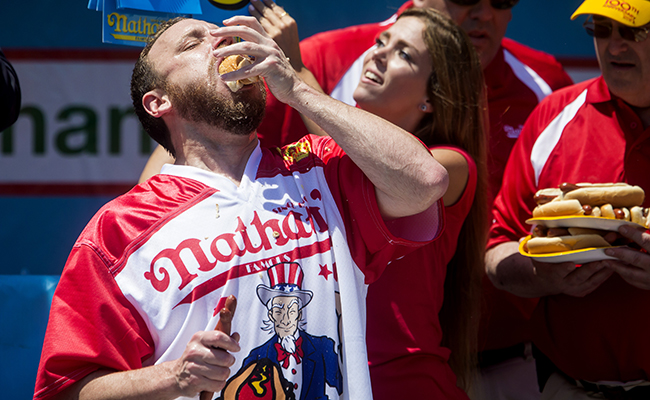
top-left (485, 0), bottom-right (650, 398)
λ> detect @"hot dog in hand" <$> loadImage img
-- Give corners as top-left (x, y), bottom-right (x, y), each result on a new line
top-left (524, 226), bottom-right (616, 254)
top-left (522, 183), bottom-right (648, 256)
top-left (219, 55), bottom-right (260, 92)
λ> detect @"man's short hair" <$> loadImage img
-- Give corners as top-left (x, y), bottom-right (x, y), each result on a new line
top-left (130, 17), bottom-right (186, 157)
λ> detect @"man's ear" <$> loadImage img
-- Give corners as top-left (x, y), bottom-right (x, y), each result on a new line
top-left (143, 89), bottom-right (172, 118)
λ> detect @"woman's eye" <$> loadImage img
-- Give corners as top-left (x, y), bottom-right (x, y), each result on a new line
top-left (399, 50), bottom-right (411, 61)
top-left (375, 38), bottom-right (386, 48)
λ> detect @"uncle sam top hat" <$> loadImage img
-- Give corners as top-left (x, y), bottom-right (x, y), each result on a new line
top-left (572, 0), bottom-right (650, 27)
top-left (257, 262), bottom-right (313, 309)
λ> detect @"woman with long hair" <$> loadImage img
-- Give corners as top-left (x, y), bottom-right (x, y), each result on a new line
top-left (354, 8), bottom-right (488, 398)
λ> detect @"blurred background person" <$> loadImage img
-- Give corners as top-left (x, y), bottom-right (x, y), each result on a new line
top-left (486, 0), bottom-right (650, 398)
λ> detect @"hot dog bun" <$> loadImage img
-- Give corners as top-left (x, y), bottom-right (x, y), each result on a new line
top-left (562, 183), bottom-right (645, 208)
top-left (533, 188), bottom-right (562, 205)
top-left (630, 206), bottom-right (650, 226)
top-left (530, 183), bottom-right (648, 225)
top-left (532, 199), bottom-right (584, 218)
top-left (525, 234), bottom-right (611, 254)
top-left (218, 55), bottom-right (260, 92)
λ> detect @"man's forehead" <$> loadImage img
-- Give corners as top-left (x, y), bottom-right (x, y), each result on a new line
top-left (150, 19), bottom-right (219, 54)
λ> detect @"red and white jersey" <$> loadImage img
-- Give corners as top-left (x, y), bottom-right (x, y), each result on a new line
top-left (34, 135), bottom-right (443, 400)
top-left (489, 76), bottom-right (650, 381)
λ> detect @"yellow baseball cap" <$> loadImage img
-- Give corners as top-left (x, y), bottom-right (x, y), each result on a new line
top-left (571, 0), bottom-right (650, 27)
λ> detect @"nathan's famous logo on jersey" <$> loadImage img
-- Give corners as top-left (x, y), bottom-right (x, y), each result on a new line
top-left (603, 0), bottom-right (641, 25)
top-left (145, 189), bottom-right (330, 294)
top-left (206, 0), bottom-right (250, 11)
top-left (280, 141), bottom-right (312, 164)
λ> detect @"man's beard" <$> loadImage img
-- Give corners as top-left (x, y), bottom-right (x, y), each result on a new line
top-left (166, 75), bottom-right (266, 136)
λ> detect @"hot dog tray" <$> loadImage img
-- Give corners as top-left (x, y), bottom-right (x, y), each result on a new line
top-left (525, 216), bottom-right (646, 231)
top-left (518, 235), bottom-right (624, 264)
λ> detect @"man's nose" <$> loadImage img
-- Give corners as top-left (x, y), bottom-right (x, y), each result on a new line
top-left (468, 0), bottom-right (495, 21)
top-left (606, 27), bottom-right (630, 56)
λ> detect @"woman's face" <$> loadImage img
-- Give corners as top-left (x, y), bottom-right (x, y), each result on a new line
top-left (353, 16), bottom-right (432, 129)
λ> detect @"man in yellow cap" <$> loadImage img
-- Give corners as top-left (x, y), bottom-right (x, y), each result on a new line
top-left (485, 0), bottom-right (650, 398)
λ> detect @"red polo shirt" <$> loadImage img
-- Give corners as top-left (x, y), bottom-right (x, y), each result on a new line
top-left (489, 76), bottom-right (650, 381)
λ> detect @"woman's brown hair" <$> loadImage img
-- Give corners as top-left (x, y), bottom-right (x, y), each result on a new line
top-left (400, 7), bottom-right (488, 390)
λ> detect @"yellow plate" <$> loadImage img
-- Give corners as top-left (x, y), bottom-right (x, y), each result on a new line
top-left (519, 235), bottom-right (623, 264)
top-left (525, 216), bottom-right (646, 231)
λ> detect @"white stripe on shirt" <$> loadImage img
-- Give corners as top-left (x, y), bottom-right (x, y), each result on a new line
top-left (504, 49), bottom-right (553, 103)
top-left (530, 89), bottom-right (588, 185)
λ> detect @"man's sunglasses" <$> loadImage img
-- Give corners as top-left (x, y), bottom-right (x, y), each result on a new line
top-left (448, 0), bottom-right (519, 10)
top-left (583, 19), bottom-right (650, 43)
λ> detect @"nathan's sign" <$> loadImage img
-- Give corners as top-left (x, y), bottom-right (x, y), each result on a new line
top-left (106, 13), bottom-right (167, 43)
top-left (91, 0), bottom-right (250, 47)
top-left (102, 0), bottom-right (182, 47)
top-left (0, 59), bottom-right (155, 193)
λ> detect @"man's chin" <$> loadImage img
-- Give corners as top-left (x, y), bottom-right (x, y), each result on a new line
top-left (478, 45), bottom-right (500, 70)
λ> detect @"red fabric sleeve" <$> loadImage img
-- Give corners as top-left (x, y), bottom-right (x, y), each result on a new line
top-left (33, 245), bottom-right (154, 400)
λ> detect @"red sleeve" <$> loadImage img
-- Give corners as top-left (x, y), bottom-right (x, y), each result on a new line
top-left (34, 245), bottom-right (154, 400)
top-left (309, 135), bottom-right (444, 283)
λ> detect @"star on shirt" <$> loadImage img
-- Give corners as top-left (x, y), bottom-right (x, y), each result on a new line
top-left (318, 264), bottom-right (332, 280)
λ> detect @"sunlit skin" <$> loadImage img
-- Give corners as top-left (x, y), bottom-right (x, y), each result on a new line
top-left (148, 20), bottom-right (233, 96)
top-left (594, 16), bottom-right (650, 109)
top-left (413, 0), bottom-right (512, 68)
top-left (269, 296), bottom-right (301, 339)
top-left (353, 16), bottom-right (432, 133)
top-left (145, 19), bottom-right (265, 129)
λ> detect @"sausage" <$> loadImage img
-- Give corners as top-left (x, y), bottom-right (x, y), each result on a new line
top-left (199, 295), bottom-right (238, 400)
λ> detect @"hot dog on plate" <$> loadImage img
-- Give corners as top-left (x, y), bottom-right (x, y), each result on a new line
top-left (531, 182), bottom-right (649, 227)
top-left (524, 234), bottom-right (611, 254)
top-left (521, 182), bottom-right (648, 257)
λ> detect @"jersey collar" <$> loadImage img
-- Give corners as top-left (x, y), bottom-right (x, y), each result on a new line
top-left (160, 142), bottom-right (263, 190)
top-left (585, 76), bottom-right (613, 105)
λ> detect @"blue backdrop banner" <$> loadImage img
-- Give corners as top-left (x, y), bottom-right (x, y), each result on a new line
top-left (91, 0), bottom-right (251, 46)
